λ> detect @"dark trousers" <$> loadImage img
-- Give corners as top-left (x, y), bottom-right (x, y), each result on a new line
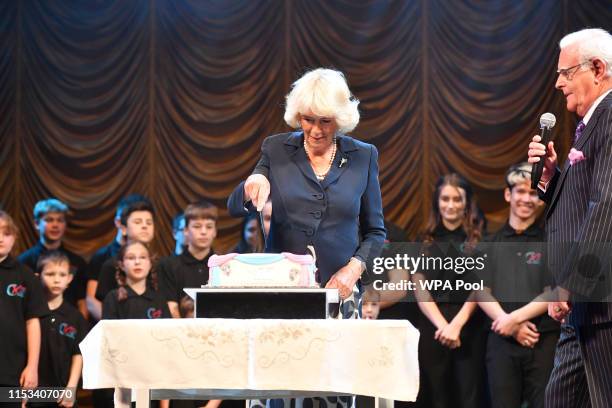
top-left (545, 322), bottom-right (612, 408)
top-left (486, 330), bottom-right (558, 408)
top-left (417, 318), bottom-right (488, 408)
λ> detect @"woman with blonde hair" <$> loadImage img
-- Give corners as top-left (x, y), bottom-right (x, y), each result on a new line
top-left (228, 68), bottom-right (386, 408)
top-left (228, 68), bottom-right (385, 300)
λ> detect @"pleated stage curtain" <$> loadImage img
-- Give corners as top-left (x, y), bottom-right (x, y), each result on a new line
top-left (0, 0), bottom-right (610, 255)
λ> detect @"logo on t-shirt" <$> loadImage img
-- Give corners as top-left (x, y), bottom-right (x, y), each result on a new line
top-left (6, 283), bottom-right (26, 298)
top-left (147, 307), bottom-right (162, 319)
top-left (59, 323), bottom-right (77, 339)
top-left (525, 251), bottom-right (543, 265)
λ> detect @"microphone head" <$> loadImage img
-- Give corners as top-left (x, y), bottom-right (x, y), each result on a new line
top-left (540, 112), bottom-right (556, 129)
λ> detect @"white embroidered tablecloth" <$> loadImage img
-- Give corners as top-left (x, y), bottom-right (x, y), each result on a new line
top-left (80, 319), bottom-right (420, 401)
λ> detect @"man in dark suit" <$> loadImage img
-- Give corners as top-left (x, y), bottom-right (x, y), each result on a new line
top-left (528, 28), bottom-right (612, 407)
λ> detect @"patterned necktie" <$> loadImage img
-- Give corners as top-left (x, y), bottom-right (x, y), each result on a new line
top-left (574, 120), bottom-right (586, 143)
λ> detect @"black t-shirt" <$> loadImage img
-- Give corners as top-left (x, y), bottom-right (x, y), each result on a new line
top-left (39, 300), bottom-right (88, 387)
top-left (102, 286), bottom-right (171, 320)
top-left (417, 225), bottom-right (486, 325)
top-left (419, 225), bottom-right (472, 300)
top-left (158, 250), bottom-right (214, 303)
top-left (18, 242), bottom-right (87, 306)
top-left (95, 256), bottom-right (118, 302)
top-left (88, 240), bottom-right (121, 281)
top-left (0, 256), bottom-right (49, 385)
top-left (482, 222), bottom-right (559, 333)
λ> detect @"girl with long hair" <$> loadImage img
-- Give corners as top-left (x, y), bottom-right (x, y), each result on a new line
top-left (412, 173), bottom-right (487, 408)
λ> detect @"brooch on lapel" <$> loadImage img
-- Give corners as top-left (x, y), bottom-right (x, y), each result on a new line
top-left (568, 148), bottom-right (586, 166)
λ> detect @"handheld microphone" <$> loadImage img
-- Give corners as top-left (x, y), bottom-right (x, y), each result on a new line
top-left (531, 113), bottom-right (557, 189)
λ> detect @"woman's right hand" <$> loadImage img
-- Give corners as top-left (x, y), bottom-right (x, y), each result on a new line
top-left (244, 174), bottom-right (270, 211)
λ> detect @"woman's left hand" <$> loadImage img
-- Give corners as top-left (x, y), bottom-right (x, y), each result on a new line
top-left (325, 259), bottom-right (362, 300)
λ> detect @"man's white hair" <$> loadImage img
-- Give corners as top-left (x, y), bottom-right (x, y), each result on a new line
top-left (284, 68), bottom-right (360, 134)
top-left (560, 28), bottom-right (612, 77)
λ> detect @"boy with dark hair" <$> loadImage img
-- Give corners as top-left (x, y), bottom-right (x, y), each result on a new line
top-left (0, 211), bottom-right (47, 392)
top-left (18, 198), bottom-right (88, 319)
top-left (95, 199), bottom-right (155, 302)
top-left (86, 194), bottom-right (150, 321)
top-left (37, 251), bottom-right (88, 407)
top-left (477, 162), bottom-right (559, 408)
top-left (158, 201), bottom-right (217, 318)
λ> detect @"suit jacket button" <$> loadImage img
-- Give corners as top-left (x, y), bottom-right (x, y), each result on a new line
top-left (306, 228), bottom-right (314, 236)
top-left (313, 211), bottom-right (322, 219)
top-left (313, 193), bottom-right (324, 200)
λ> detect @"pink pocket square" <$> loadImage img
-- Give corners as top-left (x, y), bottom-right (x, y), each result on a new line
top-left (568, 148), bottom-right (586, 166)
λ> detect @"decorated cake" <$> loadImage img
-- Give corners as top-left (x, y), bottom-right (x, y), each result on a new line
top-left (207, 253), bottom-right (318, 288)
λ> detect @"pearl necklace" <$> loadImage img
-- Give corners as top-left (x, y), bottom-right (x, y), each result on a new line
top-left (304, 137), bottom-right (337, 180)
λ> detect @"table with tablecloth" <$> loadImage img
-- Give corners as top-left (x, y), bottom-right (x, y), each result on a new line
top-left (80, 318), bottom-right (420, 406)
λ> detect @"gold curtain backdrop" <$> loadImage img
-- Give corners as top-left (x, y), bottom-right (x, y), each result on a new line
top-left (0, 0), bottom-right (611, 257)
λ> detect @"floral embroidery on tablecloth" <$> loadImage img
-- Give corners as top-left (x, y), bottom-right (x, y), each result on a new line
top-left (150, 324), bottom-right (246, 367)
top-left (256, 323), bottom-right (341, 368)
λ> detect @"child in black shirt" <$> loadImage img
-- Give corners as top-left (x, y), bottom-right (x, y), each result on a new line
top-left (87, 194), bottom-right (151, 322)
top-left (0, 211), bottom-right (48, 390)
top-left (158, 201), bottom-right (217, 318)
top-left (36, 251), bottom-right (88, 407)
top-left (18, 199), bottom-right (88, 319)
top-left (102, 241), bottom-right (169, 408)
top-left (477, 163), bottom-right (559, 408)
top-left (102, 241), bottom-right (170, 320)
top-left (96, 200), bottom-right (156, 304)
